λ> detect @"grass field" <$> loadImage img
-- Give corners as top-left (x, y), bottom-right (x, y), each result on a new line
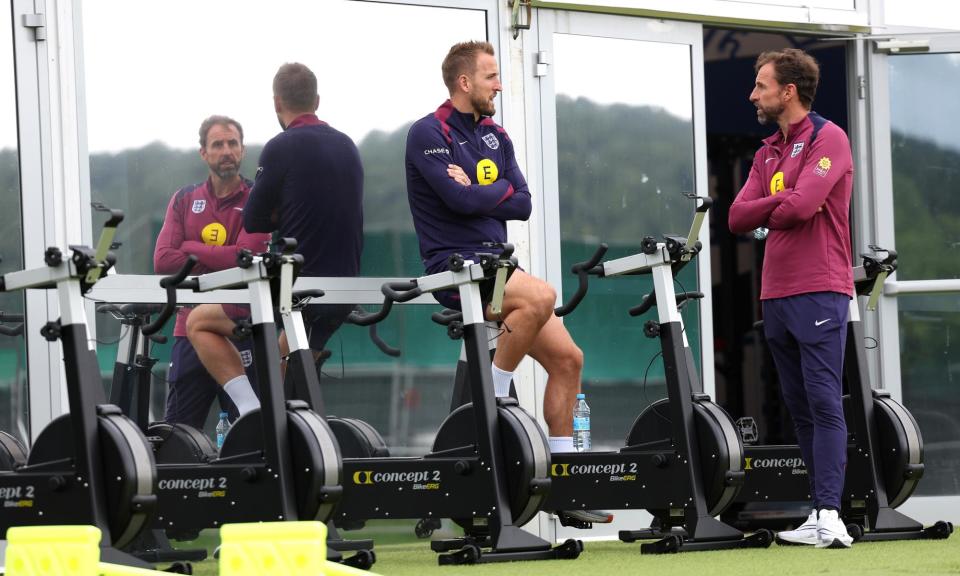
top-left (164, 522), bottom-right (960, 576)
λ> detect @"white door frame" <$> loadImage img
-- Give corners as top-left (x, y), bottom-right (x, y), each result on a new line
top-left (525, 7), bottom-right (710, 541)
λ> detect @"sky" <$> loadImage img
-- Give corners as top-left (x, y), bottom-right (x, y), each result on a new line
top-left (553, 33), bottom-right (693, 119)
top-left (1, 1), bottom-right (960, 152)
top-left (77, 0), bottom-right (485, 152)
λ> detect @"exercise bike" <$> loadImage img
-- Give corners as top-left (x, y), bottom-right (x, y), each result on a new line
top-left (110, 244), bottom-right (359, 562)
top-left (97, 293), bottom-right (394, 567)
top-left (0, 208), bottom-right (159, 569)
top-left (308, 244), bottom-right (582, 565)
top-left (716, 247), bottom-right (954, 543)
top-left (435, 196), bottom-right (771, 553)
top-left (95, 300), bottom-right (212, 569)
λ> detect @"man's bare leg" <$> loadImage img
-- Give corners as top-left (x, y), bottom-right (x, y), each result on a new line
top-left (489, 272), bottom-right (607, 523)
top-left (526, 314), bottom-right (582, 437)
top-left (186, 304), bottom-right (260, 415)
top-left (486, 271), bottom-right (582, 436)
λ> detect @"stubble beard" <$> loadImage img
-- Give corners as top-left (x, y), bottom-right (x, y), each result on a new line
top-left (471, 93), bottom-right (496, 117)
top-left (756, 101), bottom-right (785, 126)
top-left (211, 160), bottom-right (240, 180)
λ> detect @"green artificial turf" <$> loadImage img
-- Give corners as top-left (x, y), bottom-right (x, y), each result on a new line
top-left (170, 526), bottom-right (960, 576)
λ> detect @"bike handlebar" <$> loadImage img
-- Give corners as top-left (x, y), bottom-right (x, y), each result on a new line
top-left (554, 243), bottom-right (608, 317)
top-left (369, 324), bottom-right (401, 357)
top-left (628, 290), bottom-right (703, 317)
top-left (142, 256), bottom-right (198, 336)
top-left (346, 280), bottom-right (421, 326)
top-left (431, 308), bottom-right (462, 326)
top-left (0, 312), bottom-right (24, 337)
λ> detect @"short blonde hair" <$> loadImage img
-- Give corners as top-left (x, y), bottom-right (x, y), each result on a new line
top-left (441, 41), bottom-right (495, 94)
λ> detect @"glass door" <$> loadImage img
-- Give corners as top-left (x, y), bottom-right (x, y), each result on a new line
top-left (4, 0), bottom-right (46, 444)
top-left (869, 34), bottom-right (960, 520)
top-left (532, 10), bottom-right (711, 452)
top-left (0, 0), bottom-right (27, 445)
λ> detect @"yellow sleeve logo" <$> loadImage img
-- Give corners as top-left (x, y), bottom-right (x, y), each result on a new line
top-left (769, 171), bottom-right (784, 195)
top-left (201, 223), bottom-right (227, 246)
top-left (814, 156), bottom-right (831, 177)
top-left (476, 159), bottom-right (499, 185)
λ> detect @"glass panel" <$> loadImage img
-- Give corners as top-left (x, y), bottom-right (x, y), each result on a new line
top-left (889, 53), bottom-right (960, 281)
top-left (81, 0), bottom-right (484, 452)
top-left (0, 3), bottom-right (28, 445)
top-left (553, 34), bottom-right (700, 449)
top-left (898, 294), bottom-right (960, 496)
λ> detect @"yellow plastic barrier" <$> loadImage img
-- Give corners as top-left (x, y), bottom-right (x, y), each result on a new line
top-left (6, 525), bottom-right (102, 575)
top-left (219, 521), bottom-right (378, 576)
top-left (4, 525), bottom-right (170, 576)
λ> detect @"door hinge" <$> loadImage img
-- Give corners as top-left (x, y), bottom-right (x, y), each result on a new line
top-left (23, 1), bottom-right (46, 42)
top-left (535, 51), bottom-right (549, 78)
top-left (857, 75), bottom-right (866, 100)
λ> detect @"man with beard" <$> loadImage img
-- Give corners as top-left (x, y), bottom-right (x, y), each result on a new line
top-left (185, 63), bottom-right (363, 419)
top-left (154, 115), bottom-right (271, 428)
top-left (729, 48), bottom-right (854, 549)
top-left (405, 41), bottom-right (612, 526)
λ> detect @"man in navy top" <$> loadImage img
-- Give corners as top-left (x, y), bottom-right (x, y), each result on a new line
top-left (406, 41), bottom-right (611, 525)
top-left (186, 63), bottom-right (363, 414)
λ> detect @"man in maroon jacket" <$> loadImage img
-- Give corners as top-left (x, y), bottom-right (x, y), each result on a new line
top-left (729, 49), bottom-right (854, 549)
top-left (153, 115), bottom-right (270, 428)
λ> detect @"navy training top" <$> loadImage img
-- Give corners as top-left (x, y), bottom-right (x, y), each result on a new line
top-left (244, 114), bottom-right (363, 277)
top-left (405, 100), bottom-right (531, 273)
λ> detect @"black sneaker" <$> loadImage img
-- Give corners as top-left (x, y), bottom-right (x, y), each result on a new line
top-left (557, 509), bottom-right (614, 528)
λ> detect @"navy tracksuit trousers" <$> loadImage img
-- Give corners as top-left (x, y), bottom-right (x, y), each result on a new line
top-left (763, 291), bottom-right (850, 510)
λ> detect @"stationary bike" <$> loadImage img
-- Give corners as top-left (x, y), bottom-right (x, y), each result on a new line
top-left (436, 196), bottom-right (771, 553)
top-left (717, 247), bottom-right (954, 542)
top-left (0, 208), bottom-right (159, 568)
top-left (94, 300), bottom-right (212, 569)
top-left (98, 293), bottom-right (393, 566)
top-left (304, 244), bottom-right (582, 565)
top-left (109, 245), bottom-right (354, 560)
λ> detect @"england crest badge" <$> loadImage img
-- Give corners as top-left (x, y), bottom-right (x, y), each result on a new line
top-left (482, 133), bottom-right (500, 150)
top-left (192, 199), bottom-right (206, 214)
top-left (791, 142), bottom-right (804, 158)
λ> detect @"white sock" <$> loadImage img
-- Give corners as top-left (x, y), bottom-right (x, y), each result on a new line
top-left (549, 436), bottom-right (574, 453)
top-left (491, 363), bottom-right (513, 398)
top-left (223, 375), bottom-right (259, 416)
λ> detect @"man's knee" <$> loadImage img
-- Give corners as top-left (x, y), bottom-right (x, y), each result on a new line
top-left (533, 281), bottom-right (558, 314)
top-left (509, 274), bottom-right (557, 318)
top-left (185, 305), bottom-right (229, 340)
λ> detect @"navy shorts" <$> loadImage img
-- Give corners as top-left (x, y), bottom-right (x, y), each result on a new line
top-left (432, 267), bottom-right (516, 312)
top-left (164, 336), bottom-right (258, 429)
top-left (299, 303), bottom-right (355, 351)
top-left (432, 278), bottom-right (497, 311)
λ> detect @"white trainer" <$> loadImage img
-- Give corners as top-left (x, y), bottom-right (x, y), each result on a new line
top-left (816, 509), bottom-right (853, 548)
top-left (776, 510), bottom-right (818, 545)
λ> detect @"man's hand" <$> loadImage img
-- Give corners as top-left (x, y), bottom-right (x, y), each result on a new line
top-left (447, 164), bottom-right (471, 186)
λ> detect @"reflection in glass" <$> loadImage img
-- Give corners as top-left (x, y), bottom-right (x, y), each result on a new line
top-left (898, 294), bottom-right (960, 496)
top-left (553, 34), bottom-right (699, 449)
top-left (889, 54), bottom-right (960, 281)
top-left (81, 1), bottom-right (486, 454)
top-left (0, 6), bottom-right (28, 445)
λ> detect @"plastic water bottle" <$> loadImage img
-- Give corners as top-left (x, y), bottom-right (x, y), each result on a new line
top-left (216, 412), bottom-right (231, 450)
top-left (573, 393), bottom-right (591, 452)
